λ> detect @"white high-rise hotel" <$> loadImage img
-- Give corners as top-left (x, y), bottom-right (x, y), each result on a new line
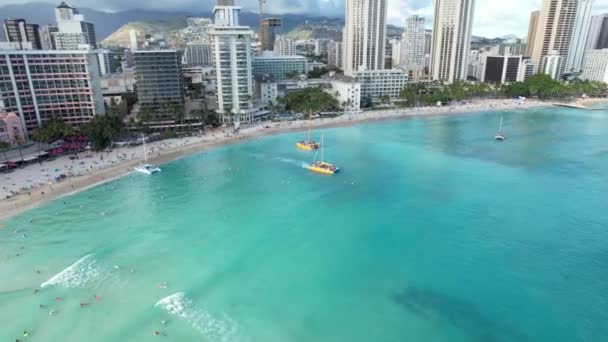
top-left (343, 0), bottom-right (387, 77)
top-left (401, 15), bottom-right (426, 71)
top-left (564, 0), bottom-right (594, 73)
top-left (210, 0), bottom-right (254, 124)
top-left (430, 0), bottom-right (475, 83)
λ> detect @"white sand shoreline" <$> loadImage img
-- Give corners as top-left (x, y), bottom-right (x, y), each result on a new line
top-left (0, 98), bottom-right (598, 220)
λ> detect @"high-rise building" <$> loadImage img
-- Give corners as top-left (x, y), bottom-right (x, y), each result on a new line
top-left (517, 58), bottom-right (537, 81)
top-left (183, 42), bottom-right (213, 67)
top-left (260, 18), bottom-right (282, 52)
top-left (401, 15), bottom-right (426, 71)
top-left (430, 0), bottom-right (476, 83)
top-left (327, 40), bottom-right (343, 68)
top-left (133, 50), bottom-right (184, 120)
top-left (343, 0), bottom-right (388, 77)
top-left (3, 19), bottom-right (42, 50)
top-left (252, 52), bottom-right (306, 80)
top-left (274, 35), bottom-right (297, 56)
top-left (129, 30), bottom-right (138, 51)
top-left (424, 30), bottom-right (433, 55)
top-left (53, 2), bottom-right (97, 50)
top-left (390, 39), bottom-right (401, 68)
top-left (40, 25), bottom-right (58, 50)
top-left (531, 0), bottom-right (579, 77)
top-left (314, 39), bottom-right (330, 56)
top-left (0, 49), bottom-right (105, 135)
top-left (210, 0), bottom-right (255, 124)
top-left (586, 14), bottom-right (608, 51)
top-left (579, 49), bottom-right (608, 82)
top-left (564, 0), bottom-right (594, 74)
top-left (525, 11), bottom-right (540, 57)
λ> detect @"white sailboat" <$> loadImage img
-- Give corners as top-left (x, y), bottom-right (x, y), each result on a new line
top-left (495, 117), bottom-right (505, 141)
top-left (134, 134), bottom-right (161, 174)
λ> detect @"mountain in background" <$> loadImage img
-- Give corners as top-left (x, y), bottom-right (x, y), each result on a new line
top-left (0, 2), bottom-right (343, 44)
top-left (0, 3), bottom-right (514, 48)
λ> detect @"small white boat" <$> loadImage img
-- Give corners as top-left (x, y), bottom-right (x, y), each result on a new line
top-left (134, 134), bottom-right (161, 174)
top-left (495, 117), bottom-right (505, 141)
top-left (134, 163), bottom-right (161, 175)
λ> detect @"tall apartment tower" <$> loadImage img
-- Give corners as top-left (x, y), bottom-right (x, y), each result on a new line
top-left (260, 18), bottom-right (282, 52)
top-left (3, 19), bottom-right (42, 49)
top-left (564, 0), bottom-right (594, 73)
top-left (525, 11), bottom-right (540, 57)
top-left (133, 50), bottom-right (184, 120)
top-left (430, 0), bottom-right (476, 83)
top-left (531, 0), bottom-right (579, 77)
top-left (210, 0), bottom-right (255, 124)
top-left (53, 2), bottom-right (97, 50)
top-left (343, 0), bottom-right (388, 77)
top-left (401, 15), bottom-right (426, 71)
top-left (586, 14), bottom-right (608, 50)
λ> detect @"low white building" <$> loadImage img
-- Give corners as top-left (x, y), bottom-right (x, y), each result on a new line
top-left (580, 49), bottom-right (608, 83)
top-left (542, 51), bottom-right (563, 80)
top-left (329, 76), bottom-right (361, 115)
top-left (353, 70), bottom-right (408, 105)
top-left (517, 59), bottom-right (537, 82)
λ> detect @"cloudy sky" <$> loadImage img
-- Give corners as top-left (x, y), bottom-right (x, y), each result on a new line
top-left (3, 0), bottom-right (608, 37)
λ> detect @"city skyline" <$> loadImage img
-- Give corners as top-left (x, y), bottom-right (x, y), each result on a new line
top-left (2, 0), bottom-right (607, 38)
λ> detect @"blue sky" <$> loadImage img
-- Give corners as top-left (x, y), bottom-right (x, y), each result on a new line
top-left (3, 0), bottom-right (608, 38)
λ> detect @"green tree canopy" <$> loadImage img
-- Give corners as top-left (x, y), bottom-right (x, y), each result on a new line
top-left (279, 88), bottom-right (339, 114)
top-left (83, 114), bottom-right (125, 150)
top-left (31, 117), bottom-right (75, 143)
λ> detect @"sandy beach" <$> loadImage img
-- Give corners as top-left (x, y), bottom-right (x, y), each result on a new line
top-left (0, 98), bottom-right (567, 219)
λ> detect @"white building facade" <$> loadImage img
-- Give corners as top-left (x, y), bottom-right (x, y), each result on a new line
top-left (53, 2), bottom-right (97, 50)
top-left (274, 36), bottom-right (297, 56)
top-left (564, 0), bottom-right (594, 73)
top-left (401, 15), bottom-right (426, 71)
top-left (327, 40), bottom-right (343, 68)
top-left (353, 70), bottom-right (408, 105)
top-left (580, 49), bottom-right (608, 83)
top-left (330, 77), bottom-right (361, 115)
top-left (542, 52), bottom-right (564, 79)
top-left (343, 0), bottom-right (387, 77)
top-left (430, 0), bottom-right (476, 83)
top-left (210, 0), bottom-right (255, 124)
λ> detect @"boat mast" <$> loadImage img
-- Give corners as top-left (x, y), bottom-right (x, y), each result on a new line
top-left (499, 117), bottom-right (503, 133)
top-left (142, 133), bottom-right (147, 163)
top-left (321, 134), bottom-right (324, 162)
top-left (308, 110), bottom-right (312, 142)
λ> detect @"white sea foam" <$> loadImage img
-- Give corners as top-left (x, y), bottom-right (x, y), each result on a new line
top-left (155, 292), bottom-right (239, 342)
top-left (41, 254), bottom-right (103, 288)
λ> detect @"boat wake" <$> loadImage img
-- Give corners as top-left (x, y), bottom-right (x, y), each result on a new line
top-left (41, 254), bottom-right (105, 288)
top-left (155, 292), bottom-right (239, 342)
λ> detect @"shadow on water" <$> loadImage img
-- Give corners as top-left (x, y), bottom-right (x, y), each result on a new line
top-left (392, 286), bottom-right (530, 342)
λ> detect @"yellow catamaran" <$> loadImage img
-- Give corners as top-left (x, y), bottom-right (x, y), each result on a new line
top-left (306, 134), bottom-right (340, 175)
top-left (296, 111), bottom-right (319, 151)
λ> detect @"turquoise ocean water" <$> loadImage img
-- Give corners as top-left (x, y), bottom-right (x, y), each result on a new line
top-left (1, 106), bottom-right (608, 341)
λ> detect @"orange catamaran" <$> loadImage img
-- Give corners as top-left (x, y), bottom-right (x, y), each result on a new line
top-left (296, 111), bottom-right (319, 150)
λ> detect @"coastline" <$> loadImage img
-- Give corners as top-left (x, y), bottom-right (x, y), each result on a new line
top-left (0, 98), bottom-right (583, 220)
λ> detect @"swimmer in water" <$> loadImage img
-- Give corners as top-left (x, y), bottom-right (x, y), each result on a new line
top-left (23, 331), bottom-right (29, 337)
top-left (161, 320), bottom-right (168, 325)
top-left (39, 304), bottom-right (46, 309)
top-left (55, 297), bottom-right (62, 301)
top-left (154, 331), bottom-right (160, 336)
top-left (33, 289), bottom-right (39, 294)
top-left (94, 295), bottom-right (101, 301)
top-left (80, 302), bottom-right (89, 308)
top-left (49, 310), bottom-right (56, 315)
